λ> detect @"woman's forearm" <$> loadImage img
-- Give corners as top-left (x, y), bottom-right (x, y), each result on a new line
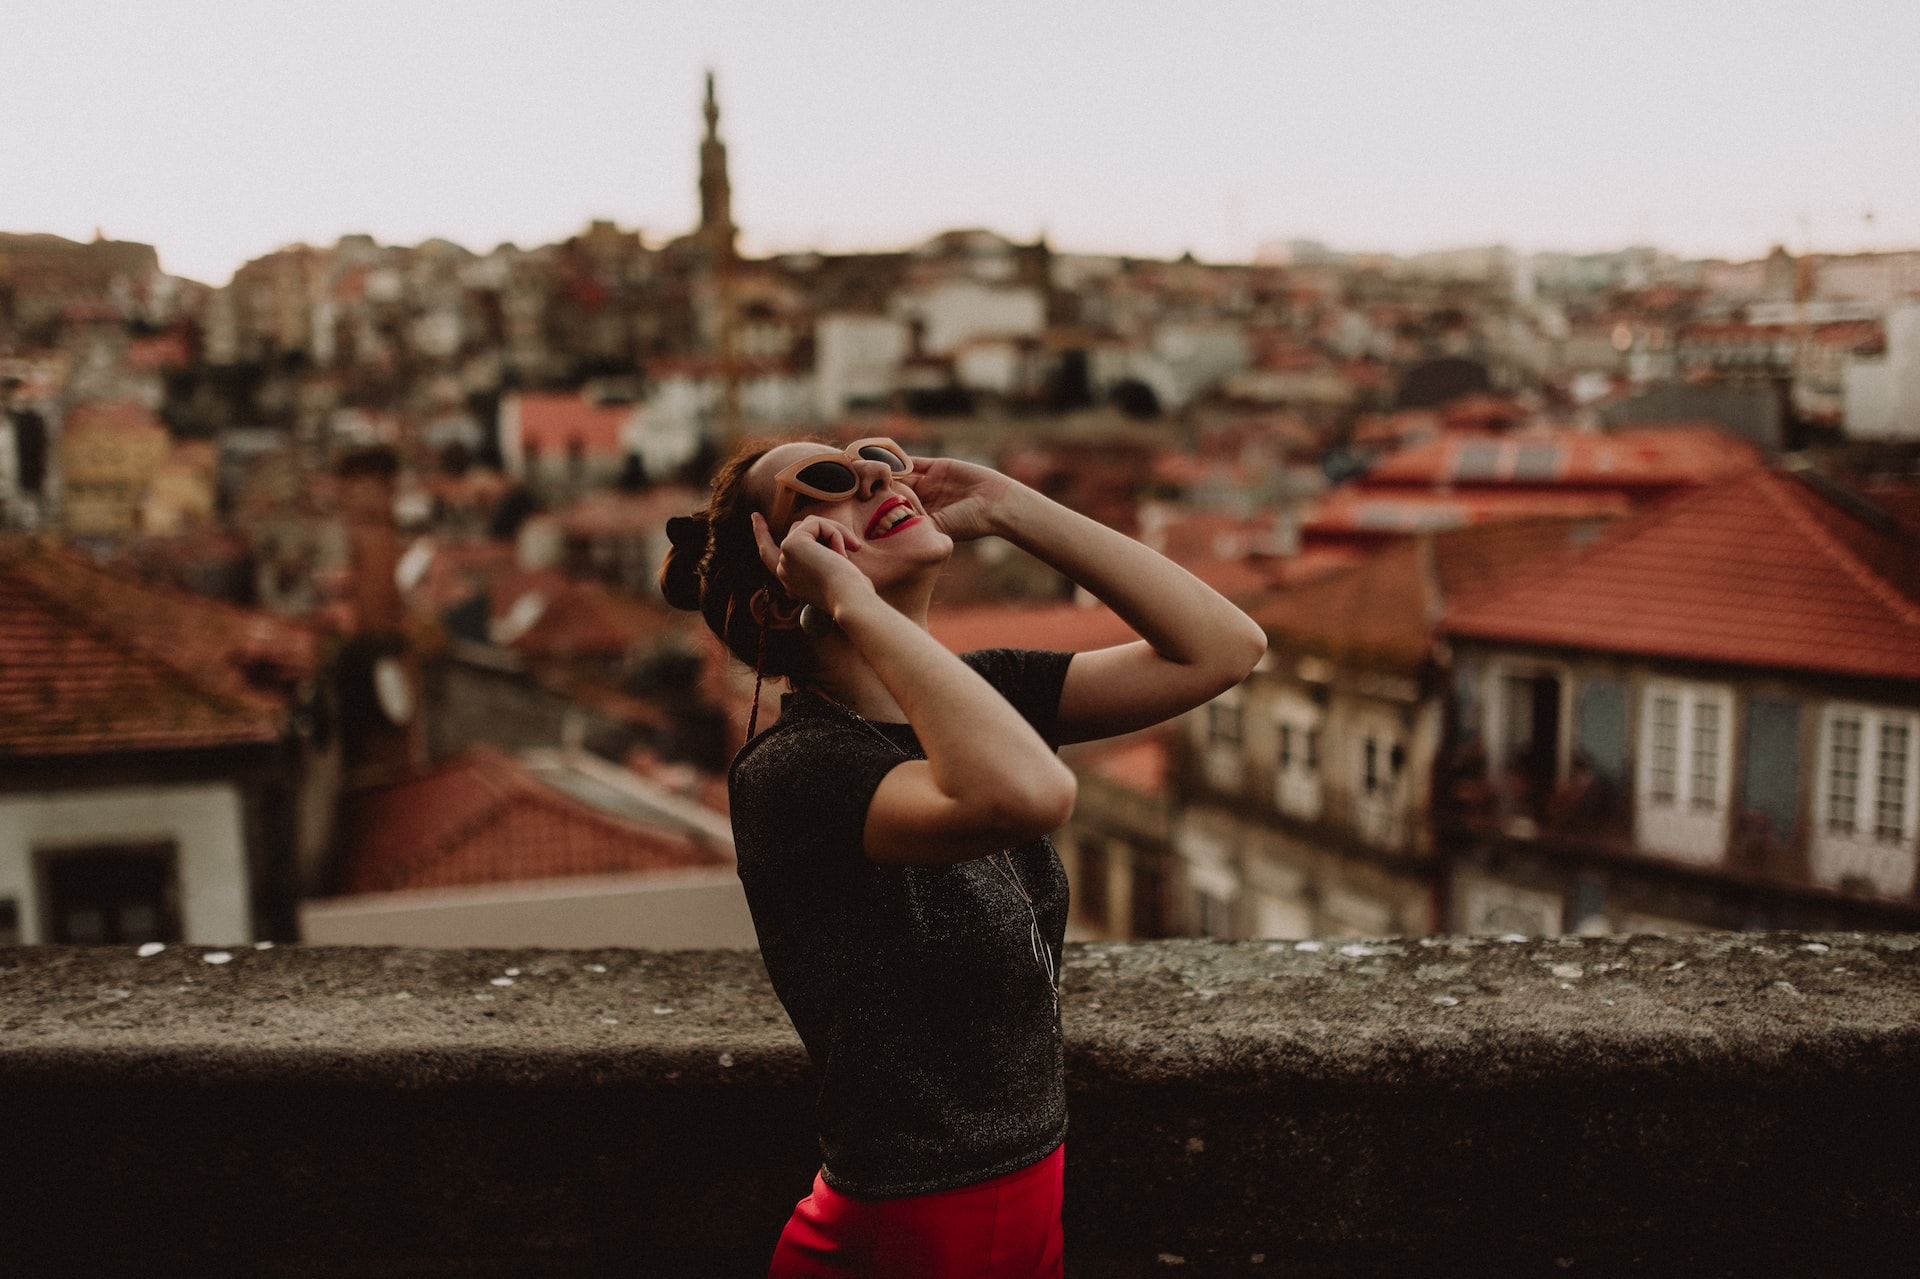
top-left (995, 489), bottom-right (1267, 677)
top-left (830, 589), bottom-right (1076, 837)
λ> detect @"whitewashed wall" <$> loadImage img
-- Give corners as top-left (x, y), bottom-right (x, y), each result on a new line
top-left (0, 783), bottom-right (251, 945)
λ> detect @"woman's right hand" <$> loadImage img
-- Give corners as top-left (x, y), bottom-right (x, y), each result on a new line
top-left (752, 512), bottom-right (870, 613)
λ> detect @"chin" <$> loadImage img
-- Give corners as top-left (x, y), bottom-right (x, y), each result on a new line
top-left (863, 525), bottom-right (953, 593)
top-left (917, 527), bottom-right (957, 564)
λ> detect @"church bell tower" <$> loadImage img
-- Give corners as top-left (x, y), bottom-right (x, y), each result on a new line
top-left (698, 70), bottom-right (736, 265)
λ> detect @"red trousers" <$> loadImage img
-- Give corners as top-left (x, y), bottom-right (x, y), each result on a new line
top-left (768, 1145), bottom-right (1065, 1279)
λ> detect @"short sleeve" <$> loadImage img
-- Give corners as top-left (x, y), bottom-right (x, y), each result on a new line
top-left (959, 648), bottom-right (1074, 747)
top-left (728, 711), bottom-right (914, 875)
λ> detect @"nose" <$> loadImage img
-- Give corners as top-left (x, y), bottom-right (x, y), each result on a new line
top-left (851, 455), bottom-right (894, 500)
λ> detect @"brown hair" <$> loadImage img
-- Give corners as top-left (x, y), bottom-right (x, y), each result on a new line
top-left (658, 437), bottom-right (820, 684)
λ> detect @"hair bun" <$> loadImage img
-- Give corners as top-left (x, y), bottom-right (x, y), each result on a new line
top-left (666, 515), bottom-right (707, 549)
top-left (658, 513), bottom-right (710, 610)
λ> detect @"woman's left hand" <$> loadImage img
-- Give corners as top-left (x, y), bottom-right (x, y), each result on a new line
top-left (900, 456), bottom-right (1021, 543)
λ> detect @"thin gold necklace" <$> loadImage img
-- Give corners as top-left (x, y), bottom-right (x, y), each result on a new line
top-left (809, 686), bottom-right (1059, 1015)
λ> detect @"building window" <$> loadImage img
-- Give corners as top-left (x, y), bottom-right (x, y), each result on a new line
top-left (1816, 703), bottom-right (1920, 893)
top-left (1818, 705), bottom-right (1920, 846)
top-left (1690, 701), bottom-right (1720, 812)
top-left (1360, 734), bottom-right (1404, 796)
top-left (1878, 721), bottom-right (1911, 842)
top-left (1273, 705), bottom-right (1325, 822)
top-left (1272, 717), bottom-right (1322, 776)
top-left (39, 844), bottom-right (181, 945)
top-left (1206, 699), bottom-right (1243, 748)
top-left (1827, 713), bottom-right (1862, 834)
top-left (1640, 684), bottom-right (1729, 815)
top-left (1649, 694), bottom-right (1680, 805)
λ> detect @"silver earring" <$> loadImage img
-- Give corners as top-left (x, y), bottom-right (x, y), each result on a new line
top-left (799, 604), bottom-right (834, 638)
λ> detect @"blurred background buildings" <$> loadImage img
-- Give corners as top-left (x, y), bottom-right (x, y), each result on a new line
top-left (4, 75), bottom-right (1919, 952)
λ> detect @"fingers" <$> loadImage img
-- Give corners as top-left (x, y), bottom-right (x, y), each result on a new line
top-left (750, 512), bottom-right (782, 573)
top-left (785, 514), bottom-right (861, 557)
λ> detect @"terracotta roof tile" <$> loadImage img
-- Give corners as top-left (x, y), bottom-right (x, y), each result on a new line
top-left (1444, 468), bottom-right (1920, 681)
top-left (0, 543), bottom-right (316, 756)
top-left (332, 747), bottom-right (727, 894)
top-left (1361, 425), bottom-right (1756, 491)
top-left (1077, 734), bottom-right (1170, 795)
top-left (1253, 520), bottom-right (1604, 673)
top-left (1305, 488), bottom-right (1632, 538)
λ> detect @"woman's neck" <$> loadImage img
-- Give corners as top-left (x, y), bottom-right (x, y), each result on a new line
top-left (804, 636), bottom-right (908, 723)
top-left (799, 566), bottom-right (940, 722)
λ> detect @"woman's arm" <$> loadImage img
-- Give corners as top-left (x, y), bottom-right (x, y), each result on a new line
top-left (905, 462), bottom-right (1268, 744)
top-left (753, 513), bottom-right (1076, 866)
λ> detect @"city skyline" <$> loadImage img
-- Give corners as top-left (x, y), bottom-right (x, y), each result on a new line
top-left (7, 0), bottom-right (1918, 285)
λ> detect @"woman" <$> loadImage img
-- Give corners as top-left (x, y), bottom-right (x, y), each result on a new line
top-left (659, 436), bottom-right (1265, 1278)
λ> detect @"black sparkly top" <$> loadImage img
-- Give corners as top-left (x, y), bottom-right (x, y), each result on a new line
top-left (728, 648), bottom-right (1074, 1199)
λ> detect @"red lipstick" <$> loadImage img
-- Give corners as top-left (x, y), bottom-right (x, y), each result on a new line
top-left (865, 497), bottom-right (921, 540)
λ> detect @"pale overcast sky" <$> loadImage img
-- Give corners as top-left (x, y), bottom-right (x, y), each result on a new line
top-left (6, 1), bottom-right (1917, 284)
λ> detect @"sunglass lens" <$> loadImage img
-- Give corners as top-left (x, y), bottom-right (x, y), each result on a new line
top-left (857, 445), bottom-right (909, 472)
top-left (794, 459), bottom-right (858, 492)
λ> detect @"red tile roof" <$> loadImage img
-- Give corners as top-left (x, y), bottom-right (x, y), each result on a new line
top-left (1253, 520), bottom-right (1605, 673)
top-left (1360, 425), bottom-right (1757, 491)
top-left (331, 747), bottom-right (728, 894)
top-left (1444, 467), bottom-right (1920, 681)
top-left (1304, 488), bottom-right (1633, 542)
top-left (400, 546), bottom-right (676, 662)
top-left (488, 569), bottom-right (675, 661)
top-left (0, 542), bottom-right (318, 756)
top-left (1077, 733), bottom-right (1170, 795)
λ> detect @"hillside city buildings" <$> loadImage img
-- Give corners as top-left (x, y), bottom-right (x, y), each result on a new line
top-left (3, 77), bottom-right (1918, 949)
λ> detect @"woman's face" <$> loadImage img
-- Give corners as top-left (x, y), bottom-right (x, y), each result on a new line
top-left (747, 441), bottom-right (952, 579)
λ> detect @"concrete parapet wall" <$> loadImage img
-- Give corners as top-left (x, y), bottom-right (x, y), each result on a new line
top-left (4, 935), bottom-right (1919, 1276)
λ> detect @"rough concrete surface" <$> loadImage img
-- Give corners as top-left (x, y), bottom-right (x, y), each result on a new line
top-left (4, 934), bottom-right (1919, 1276)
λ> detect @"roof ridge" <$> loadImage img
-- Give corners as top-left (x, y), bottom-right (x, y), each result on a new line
top-left (1754, 470), bottom-right (1920, 631)
top-left (1, 556), bottom-right (277, 728)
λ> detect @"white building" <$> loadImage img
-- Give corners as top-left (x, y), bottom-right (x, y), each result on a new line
top-left (814, 314), bottom-right (910, 419)
top-left (892, 279), bottom-right (1044, 357)
top-left (1844, 304), bottom-right (1920, 441)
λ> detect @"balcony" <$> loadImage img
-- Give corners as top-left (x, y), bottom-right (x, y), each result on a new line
top-left (5, 935), bottom-right (1920, 1276)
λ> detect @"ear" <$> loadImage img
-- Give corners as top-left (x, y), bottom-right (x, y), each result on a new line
top-left (750, 588), bottom-right (803, 631)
